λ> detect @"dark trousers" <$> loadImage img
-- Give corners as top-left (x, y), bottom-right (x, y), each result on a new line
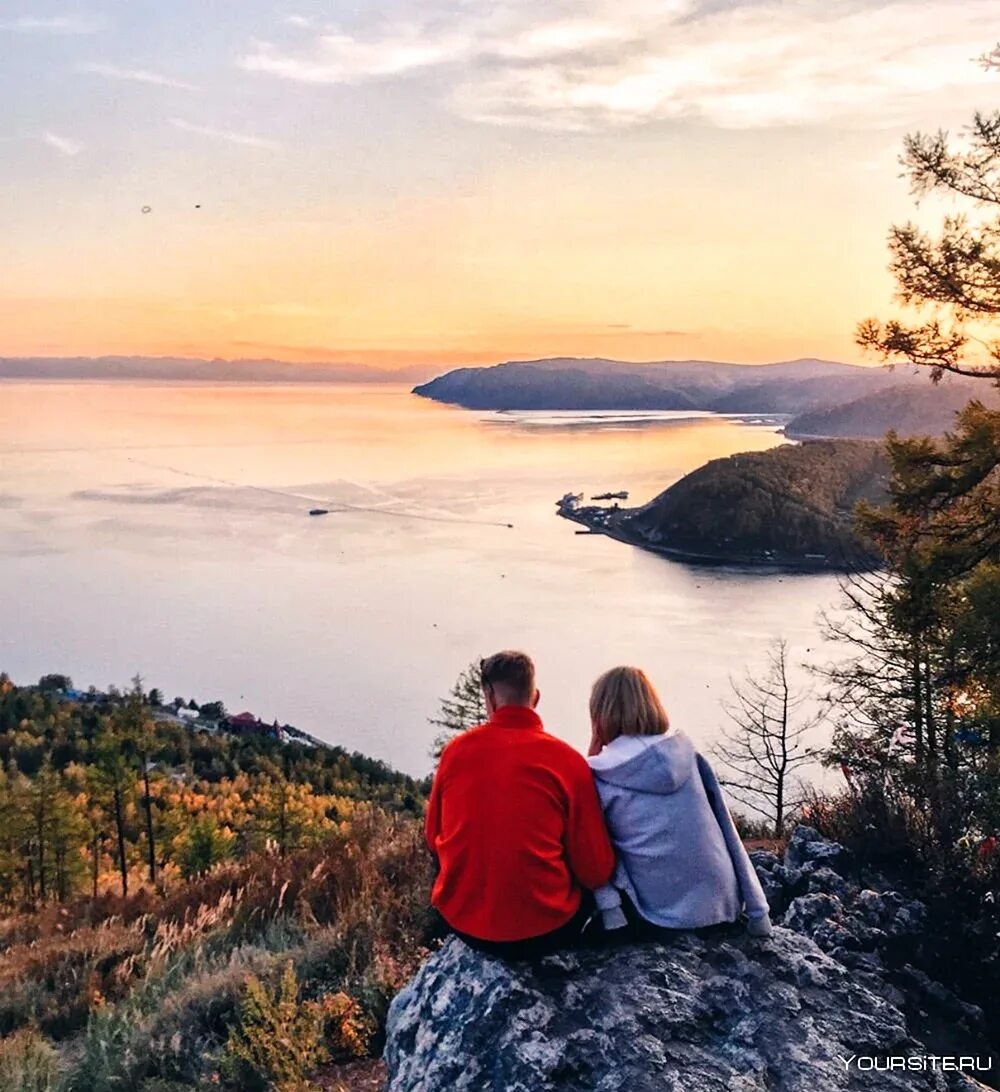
top-left (449, 894), bottom-right (597, 962)
top-left (604, 890), bottom-right (739, 945)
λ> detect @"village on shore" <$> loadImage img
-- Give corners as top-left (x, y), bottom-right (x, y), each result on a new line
top-left (18, 674), bottom-right (321, 748)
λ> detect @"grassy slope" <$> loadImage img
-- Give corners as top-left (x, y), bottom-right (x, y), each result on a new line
top-left (0, 811), bottom-right (433, 1091)
top-left (0, 681), bottom-right (432, 1090)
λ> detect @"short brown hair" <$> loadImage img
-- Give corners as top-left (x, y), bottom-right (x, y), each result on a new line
top-left (590, 666), bottom-right (669, 746)
top-left (480, 650), bottom-right (536, 705)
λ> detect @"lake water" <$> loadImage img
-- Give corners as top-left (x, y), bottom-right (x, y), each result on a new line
top-left (0, 382), bottom-right (842, 776)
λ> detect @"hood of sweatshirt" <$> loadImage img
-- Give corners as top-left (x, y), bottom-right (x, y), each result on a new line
top-left (588, 730), bottom-right (696, 795)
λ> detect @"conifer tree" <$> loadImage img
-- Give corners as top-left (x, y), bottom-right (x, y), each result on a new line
top-left (89, 722), bottom-right (136, 897)
top-left (830, 49), bottom-right (1000, 842)
top-left (857, 51), bottom-right (1000, 385)
top-left (120, 678), bottom-right (159, 887)
top-left (429, 661), bottom-right (487, 760)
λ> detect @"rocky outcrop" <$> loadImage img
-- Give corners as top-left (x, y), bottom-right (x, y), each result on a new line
top-left (750, 828), bottom-right (983, 1045)
top-left (384, 827), bottom-right (991, 1092)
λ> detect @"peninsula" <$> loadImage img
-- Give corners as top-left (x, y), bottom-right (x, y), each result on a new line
top-left (558, 439), bottom-right (890, 570)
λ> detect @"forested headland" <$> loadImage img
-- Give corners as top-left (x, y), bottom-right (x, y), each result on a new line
top-left (560, 439), bottom-right (891, 568)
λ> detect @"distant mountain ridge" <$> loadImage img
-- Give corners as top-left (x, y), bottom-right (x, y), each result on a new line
top-left (12, 356), bottom-right (990, 438)
top-left (0, 356), bottom-right (436, 383)
top-left (413, 356), bottom-right (929, 416)
top-left (785, 381), bottom-right (1000, 439)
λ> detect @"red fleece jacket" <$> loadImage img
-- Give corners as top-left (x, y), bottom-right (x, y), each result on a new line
top-left (425, 705), bottom-right (616, 942)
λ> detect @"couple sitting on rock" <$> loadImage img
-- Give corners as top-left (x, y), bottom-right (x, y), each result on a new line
top-left (425, 650), bottom-right (772, 960)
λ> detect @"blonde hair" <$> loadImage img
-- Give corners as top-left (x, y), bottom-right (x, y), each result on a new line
top-left (590, 666), bottom-right (669, 745)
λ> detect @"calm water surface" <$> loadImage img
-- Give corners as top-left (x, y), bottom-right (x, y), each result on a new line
top-left (0, 382), bottom-right (842, 775)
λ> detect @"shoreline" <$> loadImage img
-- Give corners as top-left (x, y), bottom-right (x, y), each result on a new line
top-left (781, 428), bottom-right (871, 442)
top-left (556, 503), bottom-right (876, 573)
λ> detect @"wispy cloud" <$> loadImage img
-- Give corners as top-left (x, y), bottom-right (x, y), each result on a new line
top-left (240, 0), bottom-right (998, 131)
top-left (169, 118), bottom-right (280, 150)
top-left (0, 14), bottom-right (97, 34)
top-left (42, 131), bottom-right (84, 156)
top-left (79, 63), bottom-right (198, 91)
top-left (242, 26), bottom-right (472, 82)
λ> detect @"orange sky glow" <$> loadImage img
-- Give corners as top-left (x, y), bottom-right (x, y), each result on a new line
top-left (2, 1), bottom-right (996, 367)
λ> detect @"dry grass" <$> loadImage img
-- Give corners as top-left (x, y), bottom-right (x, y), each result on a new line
top-left (0, 807), bottom-right (434, 1090)
top-left (743, 837), bottom-right (786, 854)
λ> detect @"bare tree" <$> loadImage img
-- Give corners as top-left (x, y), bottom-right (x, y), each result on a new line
top-left (715, 639), bottom-right (820, 838)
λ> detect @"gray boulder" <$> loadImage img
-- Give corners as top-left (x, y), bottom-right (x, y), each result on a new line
top-left (782, 887), bottom-right (926, 957)
top-left (386, 828), bottom-right (988, 1091)
top-left (782, 891), bottom-right (842, 930)
top-left (785, 826), bottom-right (850, 872)
top-left (895, 965), bottom-right (985, 1034)
top-left (805, 866), bottom-right (853, 901)
top-left (384, 930), bottom-right (981, 1092)
top-left (748, 849), bottom-right (794, 916)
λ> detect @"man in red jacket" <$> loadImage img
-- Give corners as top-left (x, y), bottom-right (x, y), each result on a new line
top-left (425, 650), bottom-right (615, 959)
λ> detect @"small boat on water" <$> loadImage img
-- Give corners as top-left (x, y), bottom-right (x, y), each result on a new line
top-left (591, 490), bottom-right (629, 501)
top-left (308, 508), bottom-right (330, 517)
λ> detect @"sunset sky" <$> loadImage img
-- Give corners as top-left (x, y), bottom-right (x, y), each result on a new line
top-left (1, 1), bottom-right (996, 367)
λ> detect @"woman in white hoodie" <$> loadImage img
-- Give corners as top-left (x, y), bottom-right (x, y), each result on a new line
top-left (587, 666), bottom-right (773, 938)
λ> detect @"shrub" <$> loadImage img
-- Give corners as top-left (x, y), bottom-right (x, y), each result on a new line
top-left (174, 815), bottom-right (236, 879)
top-left (0, 1029), bottom-right (61, 1092)
top-left (731, 810), bottom-right (785, 843)
top-left (805, 785), bottom-right (1000, 1055)
top-left (0, 917), bottom-right (147, 1039)
top-left (801, 785), bottom-right (927, 869)
top-left (220, 962), bottom-right (371, 1092)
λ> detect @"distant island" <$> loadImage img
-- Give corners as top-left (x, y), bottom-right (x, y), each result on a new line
top-left (415, 356), bottom-right (988, 439)
top-left (414, 356), bottom-right (921, 412)
top-left (0, 355), bottom-right (437, 384)
top-left (558, 439), bottom-right (890, 570)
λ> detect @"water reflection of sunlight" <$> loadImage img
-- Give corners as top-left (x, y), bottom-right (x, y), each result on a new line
top-left (484, 409), bottom-right (789, 432)
top-left (0, 382), bottom-right (836, 773)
